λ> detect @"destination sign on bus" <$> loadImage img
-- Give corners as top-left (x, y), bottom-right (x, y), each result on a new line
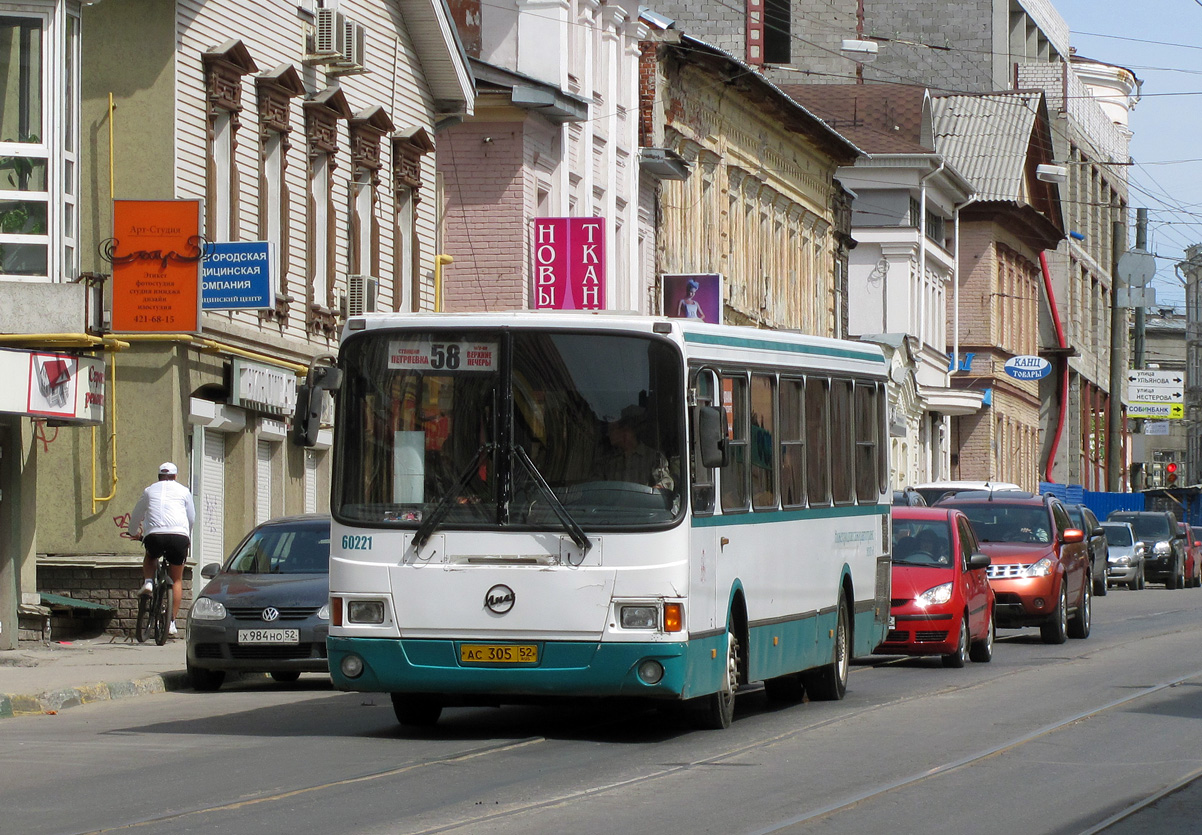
top-left (388, 340), bottom-right (498, 371)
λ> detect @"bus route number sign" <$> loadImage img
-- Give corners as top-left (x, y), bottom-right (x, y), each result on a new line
top-left (388, 340), bottom-right (498, 372)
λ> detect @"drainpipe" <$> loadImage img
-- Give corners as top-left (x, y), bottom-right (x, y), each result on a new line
top-left (952, 194), bottom-right (979, 375)
top-left (918, 162), bottom-right (944, 344)
top-left (1040, 250), bottom-right (1069, 483)
top-left (434, 254), bottom-right (454, 312)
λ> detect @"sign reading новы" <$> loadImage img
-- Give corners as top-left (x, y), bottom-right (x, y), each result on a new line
top-left (532, 218), bottom-right (606, 310)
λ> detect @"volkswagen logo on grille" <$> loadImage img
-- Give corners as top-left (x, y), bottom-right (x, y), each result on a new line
top-left (261, 607), bottom-right (281, 622)
top-left (484, 584), bottom-right (515, 614)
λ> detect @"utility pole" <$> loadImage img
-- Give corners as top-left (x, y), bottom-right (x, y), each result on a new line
top-left (1134, 208), bottom-right (1148, 369)
top-left (1108, 201), bottom-right (1126, 490)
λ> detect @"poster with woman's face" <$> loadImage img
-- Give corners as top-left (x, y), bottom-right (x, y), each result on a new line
top-left (663, 273), bottom-right (722, 324)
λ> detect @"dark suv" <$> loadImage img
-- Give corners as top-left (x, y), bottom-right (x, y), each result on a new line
top-left (1065, 504), bottom-right (1108, 597)
top-left (1106, 511), bottom-right (1185, 589)
top-left (936, 491), bottom-right (1090, 644)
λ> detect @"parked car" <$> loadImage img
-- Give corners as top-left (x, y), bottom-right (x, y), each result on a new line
top-left (186, 514), bottom-right (332, 691)
top-left (936, 491), bottom-right (1090, 644)
top-left (1065, 504), bottom-right (1109, 597)
top-left (1101, 521), bottom-right (1145, 590)
top-left (1179, 523), bottom-right (1202, 588)
top-left (1106, 511), bottom-right (1186, 589)
top-left (876, 507), bottom-right (995, 666)
top-left (911, 481), bottom-right (1022, 507)
top-left (892, 488), bottom-right (928, 507)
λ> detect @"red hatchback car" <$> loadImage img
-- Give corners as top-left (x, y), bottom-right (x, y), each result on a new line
top-left (876, 507), bottom-right (996, 667)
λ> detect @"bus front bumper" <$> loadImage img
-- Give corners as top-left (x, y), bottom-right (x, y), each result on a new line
top-left (326, 635), bottom-right (719, 700)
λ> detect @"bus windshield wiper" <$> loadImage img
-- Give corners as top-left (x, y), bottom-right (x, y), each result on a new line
top-left (413, 444), bottom-right (493, 550)
top-left (512, 443), bottom-right (592, 555)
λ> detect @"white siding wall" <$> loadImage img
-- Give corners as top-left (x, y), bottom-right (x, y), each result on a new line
top-left (175, 0), bottom-right (444, 348)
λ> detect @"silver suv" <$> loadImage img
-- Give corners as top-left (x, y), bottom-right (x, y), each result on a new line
top-left (1105, 511), bottom-right (1185, 589)
top-left (1100, 521), bottom-right (1145, 590)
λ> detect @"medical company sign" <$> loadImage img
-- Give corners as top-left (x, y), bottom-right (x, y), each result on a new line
top-left (202, 242), bottom-right (274, 310)
top-left (1003, 356), bottom-right (1051, 380)
top-left (532, 217), bottom-right (606, 310)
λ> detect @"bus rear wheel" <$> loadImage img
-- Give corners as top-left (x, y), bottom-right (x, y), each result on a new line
top-left (802, 594), bottom-right (849, 701)
top-left (391, 694), bottom-right (443, 727)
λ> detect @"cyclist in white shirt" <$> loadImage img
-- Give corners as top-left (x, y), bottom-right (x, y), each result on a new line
top-left (128, 462), bottom-right (195, 637)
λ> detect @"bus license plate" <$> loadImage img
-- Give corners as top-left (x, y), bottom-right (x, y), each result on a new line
top-left (460, 644), bottom-right (538, 664)
top-left (238, 629), bottom-right (299, 644)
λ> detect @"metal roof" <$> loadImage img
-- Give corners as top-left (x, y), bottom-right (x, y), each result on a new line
top-left (931, 92), bottom-right (1044, 202)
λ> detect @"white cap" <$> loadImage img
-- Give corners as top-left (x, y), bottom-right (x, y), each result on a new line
top-left (159, 462), bottom-right (178, 476)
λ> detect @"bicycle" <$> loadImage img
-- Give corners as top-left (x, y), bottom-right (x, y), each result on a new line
top-left (136, 551), bottom-right (173, 646)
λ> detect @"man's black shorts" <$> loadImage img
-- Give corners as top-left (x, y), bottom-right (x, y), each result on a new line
top-left (142, 533), bottom-right (190, 566)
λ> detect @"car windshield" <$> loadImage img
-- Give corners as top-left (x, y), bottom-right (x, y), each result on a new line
top-left (946, 504), bottom-right (1052, 544)
top-left (892, 519), bottom-right (953, 566)
top-left (225, 524), bottom-right (331, 574)
top-left (1112, 515), bottom-right (1172, 540)
top-left (1102, 525), bottom-right (1133, 546)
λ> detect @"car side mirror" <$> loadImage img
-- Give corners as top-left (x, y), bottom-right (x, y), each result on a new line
top-left (968, 552), bottom-right (991, 571)
top-left (1062, 528), bottom-right (1085, 544)
top-left (201, 563), bottom-right (220, 579)
top-left (694, 405), bottom-right (729, 469)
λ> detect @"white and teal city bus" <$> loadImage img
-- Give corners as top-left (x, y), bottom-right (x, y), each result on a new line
top-left (298, 312), bottom-right (891, 729)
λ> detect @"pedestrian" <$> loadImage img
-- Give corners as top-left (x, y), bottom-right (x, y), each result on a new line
top-left (128, 462), bottom-right (195, 637)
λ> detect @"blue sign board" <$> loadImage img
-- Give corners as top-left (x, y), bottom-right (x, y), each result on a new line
top-left (202, 242), bottom-right (274, 310)
top-left (1003, 355), bottom-right (1051, 380)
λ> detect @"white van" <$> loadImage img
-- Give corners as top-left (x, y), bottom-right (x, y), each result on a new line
top-left (911, 481), bottom-right (1023, 507)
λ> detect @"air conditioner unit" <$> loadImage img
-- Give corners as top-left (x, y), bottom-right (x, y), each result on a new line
top-left (346, 274), bottom-right (378, 316)
top-left (307, 8), bottom-right (346, 63)
top-left (331, 20), bottom-right (367, 74)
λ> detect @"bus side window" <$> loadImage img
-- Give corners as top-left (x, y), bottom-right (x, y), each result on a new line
top-left (831, 379), bottom-right (854, 504)
top-left (720, 375), bottom-right (749, 512)
top-left (751, 373), bottom-right (777, 510)
top-left (854, 382), bottom-right (879, 503)
top-left (806, 377), bottom-right (830, 505)
top-left (780, 378), bottom-right (805, 508)
top-left (691, 370), bottom-right (717, 514)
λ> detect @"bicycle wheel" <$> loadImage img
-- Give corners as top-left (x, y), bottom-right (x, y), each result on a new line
top-left (135, 594), bottom-right (151, 643)
top-left (153, 583), bottom-right (172, 646)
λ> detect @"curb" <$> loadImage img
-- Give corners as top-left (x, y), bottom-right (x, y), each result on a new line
top-left (0, 670), bottom-right (192, 719)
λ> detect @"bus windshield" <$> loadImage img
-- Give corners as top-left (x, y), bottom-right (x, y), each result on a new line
top-left (334, 329), bottom-right (684, 529)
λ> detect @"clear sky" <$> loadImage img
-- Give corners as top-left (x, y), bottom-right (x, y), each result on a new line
top-left (1054, 0), bottom-right (1202, 309)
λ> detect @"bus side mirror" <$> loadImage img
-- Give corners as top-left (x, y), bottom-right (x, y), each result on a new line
top-left (695, 405), bottom-right (729, 469)
top-left (292, 364), bottom-right (342, 447)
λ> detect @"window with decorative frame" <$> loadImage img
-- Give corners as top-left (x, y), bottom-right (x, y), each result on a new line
top-left (256, 65), bottom-right (303, 319)
top-left (304, 88), bottom-right (351, 335)
top-left (202, 41), bottom-right (257, 245)
top-left (392, 127), bottom-right (433, 311)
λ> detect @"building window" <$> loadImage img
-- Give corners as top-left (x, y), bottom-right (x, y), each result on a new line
top-left (203, 41), bottom-right (257, 245)
top-left (392, 127), bottom-right (432, 311)
top-left (311, 150), bottom-right (331, 308)
top-left (0, 14), bottom-right (48, 278)
top-left (256, 65), bottom-right (303, 308)
top-left (764, 0), bottom-right (790, 63)
top-left (304, 88), bottom-right (351, 333)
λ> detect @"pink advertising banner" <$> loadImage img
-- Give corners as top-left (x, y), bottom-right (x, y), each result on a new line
top-left (532, 217), bottom-right (606, 310)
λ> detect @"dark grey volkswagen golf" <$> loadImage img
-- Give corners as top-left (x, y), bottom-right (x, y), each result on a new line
top-left (186, 514), bottom-right (331, 691)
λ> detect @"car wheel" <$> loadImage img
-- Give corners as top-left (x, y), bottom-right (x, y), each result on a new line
top-left (969, 607), bottom-right (995, 663)
top-left (1138, 568), bottom-right (1146, 591)
top-left (1040, 583), bottom-right (1068, 644)
top-left (1176, 563), bottom-right (1186, 589)
top-left (693, 628), bottom-right (740, 729)
top-left (391, 693), bottom-right (443, 727)
top-left (943, 615), bottom-right (969, 668)
top-left (1068, 577), bottom-right (1091, 639)
top-left (188, 662), bottom-right (225, 692)
top-left (270, 671), bottom-right (301, 683)
top-left (1094, 567), bottom-right (1108, 597)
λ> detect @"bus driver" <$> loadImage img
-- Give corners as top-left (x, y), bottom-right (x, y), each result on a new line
top-left (595, 406), bottom-right (674, 491)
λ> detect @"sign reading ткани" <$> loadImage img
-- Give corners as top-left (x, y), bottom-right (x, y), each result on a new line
top-left (532, 218), bottom-right (606, 310)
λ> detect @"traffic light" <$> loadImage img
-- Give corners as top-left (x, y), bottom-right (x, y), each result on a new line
top-left (1166, 462), bottom-right (1179, 485)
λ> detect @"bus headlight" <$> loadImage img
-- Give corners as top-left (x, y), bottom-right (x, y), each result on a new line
top-left (347, 600), bottom-right (385, 624)
top-left (620, 606), bottom-right (658, 629)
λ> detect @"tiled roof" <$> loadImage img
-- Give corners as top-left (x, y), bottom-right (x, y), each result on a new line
top-left (778, 84), bottom-right (932, 155)
top-left (931, 92), bottom-right (1044, 201)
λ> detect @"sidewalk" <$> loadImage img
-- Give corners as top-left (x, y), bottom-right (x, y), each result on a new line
top-left (0, 635), bottom-right (191, 718)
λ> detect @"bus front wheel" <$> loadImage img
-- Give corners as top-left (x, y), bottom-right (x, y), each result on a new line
top-left (802, 594), bottom-right (849, 701)
top-left (692, 628), bottom-right (739, 729)
top-left (391, 693), bottom-right (443, 727)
